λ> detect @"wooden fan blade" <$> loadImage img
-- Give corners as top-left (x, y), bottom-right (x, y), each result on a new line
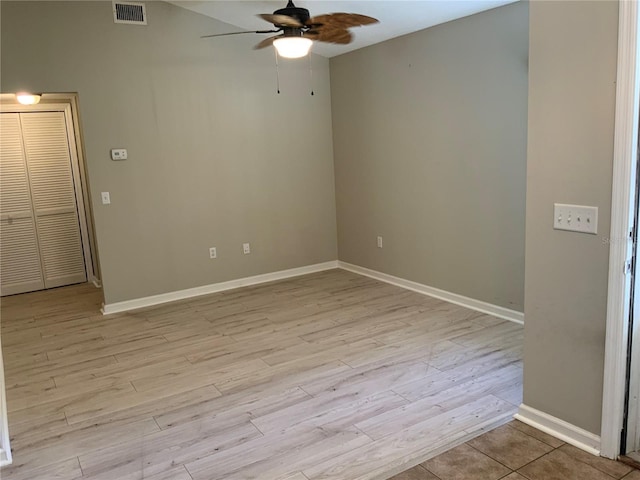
top-left (202, 29), bottom-right (279, 39)
top-left (304, 29), bottom-right (353, 45)
top-left (258, 13), bottom-right (303, 27)
top-left (254, 34), bottom-right (283, 50)
top-left (306, 13), bottom-right (379, 29)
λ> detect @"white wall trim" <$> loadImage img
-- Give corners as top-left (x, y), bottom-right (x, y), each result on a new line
top-left (0, 449), bottom-right (10, 468)
top-left (102, 261), bottom-right (339, 314)
top-left (338, 261), bottom-right (524, 325)
top-left (516, 404), bottom-right (601, 456)
top-left (102, 259), bottom-right (525, 323)
top-left (0, 345), bottom-right (11, 467)
top-left (601, 0), bottom-right (640, 460)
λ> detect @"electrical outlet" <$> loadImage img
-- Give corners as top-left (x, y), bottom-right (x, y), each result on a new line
top-left (243, 243), bottom-right (251, 254)
top-left (101, 192), bottom-right (111, 205)
top-left (209, 247), bottom-right (217, 259)
top-left (553, 203), bottom-right (598, 234)
top-left (377, 236), bottom-right (383, 248)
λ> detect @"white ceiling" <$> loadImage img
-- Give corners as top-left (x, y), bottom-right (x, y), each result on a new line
top-left (169, 1), bottom-right (519, 57)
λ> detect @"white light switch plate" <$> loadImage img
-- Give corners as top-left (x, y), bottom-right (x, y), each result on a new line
top-left (553, 203), bottom-right (598, 234)
top-left (101, 192), bottom-right (111, 205)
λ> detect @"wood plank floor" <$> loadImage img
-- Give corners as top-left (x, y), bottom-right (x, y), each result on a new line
top-left (0, 269), bottom-right (523, 480)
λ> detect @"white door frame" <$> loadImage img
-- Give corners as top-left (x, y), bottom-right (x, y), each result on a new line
top-left (601, 0), bottom-right (640, 460)
top-left (0, 93), bottom-right (101, 288)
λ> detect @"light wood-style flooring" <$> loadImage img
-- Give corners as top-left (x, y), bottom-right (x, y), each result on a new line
top-left (0, 269), bottom-right (523, 480)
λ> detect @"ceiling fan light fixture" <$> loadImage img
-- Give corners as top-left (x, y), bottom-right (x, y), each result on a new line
top-left (16, 93), bottom-right (41, 105)
top-left (273, 37), bottom-right (312, 58)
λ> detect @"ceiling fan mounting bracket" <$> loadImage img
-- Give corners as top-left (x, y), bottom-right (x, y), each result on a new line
top-left (274, 1), bottom-right (310, 26)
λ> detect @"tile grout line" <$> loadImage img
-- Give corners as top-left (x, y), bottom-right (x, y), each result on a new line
top-left (464, 441), bottom-right (518, 473)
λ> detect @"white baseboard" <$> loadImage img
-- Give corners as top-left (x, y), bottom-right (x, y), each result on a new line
top-left (0, 448), bottom-right (11, 467)
top-left (101, 260), bottom-right (524, 324)
top-left (101, 261), bottom-right (339, 315)
top-left (91, 276), bottom-right (102, 288)
top-left (515, 404), bottom-right (601, 456)
top-left (338, 261), bottom-right (524, 325)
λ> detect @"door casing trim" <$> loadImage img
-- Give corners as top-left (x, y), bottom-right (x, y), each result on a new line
top-left (601, 0), bottom-right (640, 460)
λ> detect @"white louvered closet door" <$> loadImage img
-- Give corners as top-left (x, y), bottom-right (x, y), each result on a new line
top-left (20, 112), bottom-right (86, 290)
top-left (0, 114), bottom-right (45, 295)
top-left (0, 111), bottom-right (86, 296)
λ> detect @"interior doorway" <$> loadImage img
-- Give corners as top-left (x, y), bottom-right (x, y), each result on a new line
top-left (0, 94), bottom-right (100, 295)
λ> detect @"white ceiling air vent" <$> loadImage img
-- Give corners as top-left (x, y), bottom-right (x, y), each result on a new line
top-left (113, 1), bottom-right (147, 25)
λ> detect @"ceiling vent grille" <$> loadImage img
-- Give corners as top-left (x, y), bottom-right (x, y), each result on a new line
top-left (113, 1), bottom-right (147, 25)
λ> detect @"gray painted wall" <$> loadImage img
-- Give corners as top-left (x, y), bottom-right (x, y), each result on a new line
top-left (0, 0), bottom-right (623, 440)
top-left (330, 2), bottom-right (528, 312)
top-left (1, 1), bottom-right (337, 305)
top-left (524, 0), bottom-right (618, 435)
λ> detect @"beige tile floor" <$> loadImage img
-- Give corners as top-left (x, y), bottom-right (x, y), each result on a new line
top-left (390, 420), bottom-right (639, 480)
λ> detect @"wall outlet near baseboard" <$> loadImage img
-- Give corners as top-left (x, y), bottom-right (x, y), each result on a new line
top-left (243, 243), bottom-right (251, 255)
top-left (209, 247), bottom-right (217, 259)
top-left (377, 236), bottom-right (383, 248)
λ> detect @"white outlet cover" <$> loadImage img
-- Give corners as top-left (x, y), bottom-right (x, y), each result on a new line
top-left (209, 247), bottom-right (217, 259)
top-left (101, 192), bottom-right (111, 204)
top-left (243, 243), bottom-right (251, 254)
top-left (553, 203), bottom-right (598, 234)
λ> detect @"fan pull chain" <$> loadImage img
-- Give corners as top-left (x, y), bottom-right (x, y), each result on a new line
top-left (275, 50), bottom-right (281, 94)
top-left (308, 54), bottom-right (314, 96)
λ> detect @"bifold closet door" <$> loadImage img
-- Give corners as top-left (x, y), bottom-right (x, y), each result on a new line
top-left (0, 111), bottom-right (86, 296)
top-left (0, 114), bottom-right (45, 296)
top-left (20, 112), bottom-right (86, 290)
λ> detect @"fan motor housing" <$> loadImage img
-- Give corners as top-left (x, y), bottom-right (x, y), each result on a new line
top-left (274, 5), bottom-right (310, 24)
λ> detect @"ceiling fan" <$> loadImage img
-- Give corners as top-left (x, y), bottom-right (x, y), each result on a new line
top-left (202, 1), bottom-right (379, 58)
